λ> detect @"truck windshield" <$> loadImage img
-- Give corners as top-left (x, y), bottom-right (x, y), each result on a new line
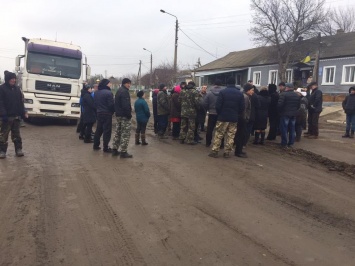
top-left (27, 52), bottom-right (81, 79)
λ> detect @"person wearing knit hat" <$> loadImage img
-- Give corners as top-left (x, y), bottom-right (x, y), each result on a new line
top-left (112, 77), bottom-right (133, 158)
top-left (0, 71), bottom-right (28, 158)
top-left (208, 77), bottom-right (245, 158)
top-left (134, 90), bottom-right (150, 145)
top-left (93, 78), bottom-right (115, 152)
top-left (170, 85), bottom-right (182, 139)
top-left (122, 78), bottom-right (131, 85)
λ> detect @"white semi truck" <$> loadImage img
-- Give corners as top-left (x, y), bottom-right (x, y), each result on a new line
top-left (15, 37), bottom-right (91, 124)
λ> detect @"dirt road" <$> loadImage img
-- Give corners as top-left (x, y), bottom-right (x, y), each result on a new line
top-left (1, 119), bottom-right (355, 266)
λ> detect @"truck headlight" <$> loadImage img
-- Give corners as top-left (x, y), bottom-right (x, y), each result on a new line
top-left (24, 99), bottom-right (33, 104)
top-left (71, 103), bottom-right (80, 108)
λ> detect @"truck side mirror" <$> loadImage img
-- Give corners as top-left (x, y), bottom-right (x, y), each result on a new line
top-left (86, 65), bottom-right (91, 79)
top-left (15, 56), bottom-right (20, 67)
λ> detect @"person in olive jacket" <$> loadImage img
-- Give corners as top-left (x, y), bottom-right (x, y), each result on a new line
top-left (305, 82), bottom-right (323, 139)
top-left (342, 87), bottom-right (355, 138)
top-left (112, 78), bottom-right (133, 158)
top-left (134, 90), bottom-right (150, 145)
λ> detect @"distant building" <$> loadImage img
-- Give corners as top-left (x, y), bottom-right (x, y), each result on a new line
top-left (194, 31), bottom-right (355, 93)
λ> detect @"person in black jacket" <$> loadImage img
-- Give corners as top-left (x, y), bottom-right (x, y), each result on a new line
top-left (81, 85), bottom-right (96, 143)
top-left (266, 84), bottom-right (279, 140)
top-left (278, 83), bottom-right (301, 148)
top-left (342, 87), bottom-right (355, 138)
top-left (208, 77), bottom-right (244, 158)
top-left (305, 82), bottom-right (323, 139)
top-left (93, 79), bottom-right (114, 152)
top-left (244, 83), bottom-right (260, 145)
top-left (112, 78), bottom-right (133, 158)
top-left (0, 71), bottom-right (28, 158)
top-left (253, 87), bottom-right (270, 145)
top-left (152, 88), bottom-right (159, 134)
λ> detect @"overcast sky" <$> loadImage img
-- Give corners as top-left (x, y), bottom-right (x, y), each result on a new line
top-left (0, 0), bottom-right (352, 80)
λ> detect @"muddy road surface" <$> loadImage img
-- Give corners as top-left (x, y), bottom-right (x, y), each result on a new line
top-left (1, 120), bottom-right (355, 266)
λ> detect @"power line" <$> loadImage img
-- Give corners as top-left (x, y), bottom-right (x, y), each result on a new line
top-left (179, 27), bottom-right (217, 59)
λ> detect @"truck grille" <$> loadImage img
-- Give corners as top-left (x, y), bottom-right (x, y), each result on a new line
top-left (35, 80), bottom-right (71, 93)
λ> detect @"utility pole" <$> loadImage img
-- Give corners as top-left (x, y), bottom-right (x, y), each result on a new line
top-left (160, 9), bottom-right (179, 84)
top-left (313, 32), bottom-right (321, 84)
top-left (174, 18), bottom-right (178, 83)
top-left (137, 60), bottom-right (142, 89)
top-left (143, 48), bottom-right (153, 88)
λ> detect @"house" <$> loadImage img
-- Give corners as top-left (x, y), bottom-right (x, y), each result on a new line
top-left (194, 31), bottom-right (355, 93)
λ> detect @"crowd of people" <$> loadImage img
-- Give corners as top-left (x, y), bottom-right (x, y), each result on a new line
top-left (1, 69), bottom-right (354, 160)
top-left (149, 77), bottom-right (328, 158)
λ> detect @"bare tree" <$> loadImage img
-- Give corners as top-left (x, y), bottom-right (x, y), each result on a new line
top-left (250, 0), bottom-right (327, 81)
top-left (320, 7), bottom-right (355, 35)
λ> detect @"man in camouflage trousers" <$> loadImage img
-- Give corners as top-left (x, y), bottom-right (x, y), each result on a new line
top-left (179, 81), bottom-right (201, 145)
top-left (0, 71), bottom-right (28, 159)
top-left (209, 77), bottom-right (244, 158)
top-left (112, 78), bottom-right (133, 158)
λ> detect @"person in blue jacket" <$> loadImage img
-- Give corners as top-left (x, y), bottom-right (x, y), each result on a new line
top-left (134, 90), bottom-right (150, 145)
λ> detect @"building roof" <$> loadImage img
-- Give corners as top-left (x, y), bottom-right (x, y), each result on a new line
top-left (196, 31), bottom-right (355, 72)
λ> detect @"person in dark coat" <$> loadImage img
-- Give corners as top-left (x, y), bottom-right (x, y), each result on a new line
top-left (342, 86), bottom-right (355, 138)
top-left (0, 71), bottom-right (28, 158)
top-left (81, 85), bottom-right (96, 143)
top-left (112, 78), bottom-right (133, 158)
top-left (208, 77), bottom-right (244, 158)
top-left (305, 82), bottom-right (322, 139)
top-left (278, 83), bottom-right (301, 148)
top-left (152, 88), bottom-right (159, 134)
top-left (234, 84), bottom-right (251, 158)
top-left (204, 80), bottom-right (225, 147)
top-left (93, 79), bottom-right (115, 152)
top-left (170, 85), bottom-right (182, 139)
top-left (134, 90), bottom-right (150, 145)
top-left (253, 87), bottom-right (270, 145)
top-left (244, 83), bottom-right (260, 145)
top-left (266, 84), bottom-right (279, 140)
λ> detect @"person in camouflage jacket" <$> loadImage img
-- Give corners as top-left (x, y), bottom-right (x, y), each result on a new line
top-left (178, 81), bottom-right (201, 144)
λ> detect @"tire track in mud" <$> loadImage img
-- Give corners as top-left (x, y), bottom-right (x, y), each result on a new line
top-left (78, 169), bottom-right (146, 266)
top-left (193, 205), bottom-right (296, 266)
top-left (150, 163), bottom-right (293, 265)
top-left (256, 187), bottom-right (355, 235)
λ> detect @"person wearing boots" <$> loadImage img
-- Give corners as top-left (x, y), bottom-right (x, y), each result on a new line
top-left (157, 84), bottom-right (170, 139)
top-left (93, 79), bottom-right (115, 152)
top-left (134, 90), bottom-right (150, 145)
top-left (253, 87), bottom-right (270, 145)
top-left (278, 83), bottom-right (301, 148)
top-left (81, 85), bottom-right (96, 143)
top-left (170, 85), bottom-right (182, 140)
top-left (0, 71), bottom-right (28, 158)
top-left (112, 78), bottom-right (133, 158)
top-left (305, 82), bottom-right (322, 139)
top-left (342, 87), bottom-right (355, 138)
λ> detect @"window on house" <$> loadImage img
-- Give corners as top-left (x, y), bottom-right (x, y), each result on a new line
top-left (285, 69), bottom-right (293, 83)
top-left (342, 65), bottom-right (355, 84)
top-left (322, 66), bottom-right (336, 85)
top-left (253, 71), bottom-right (261, 86)
top-left (269, 70), bottom-right (278, 84)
